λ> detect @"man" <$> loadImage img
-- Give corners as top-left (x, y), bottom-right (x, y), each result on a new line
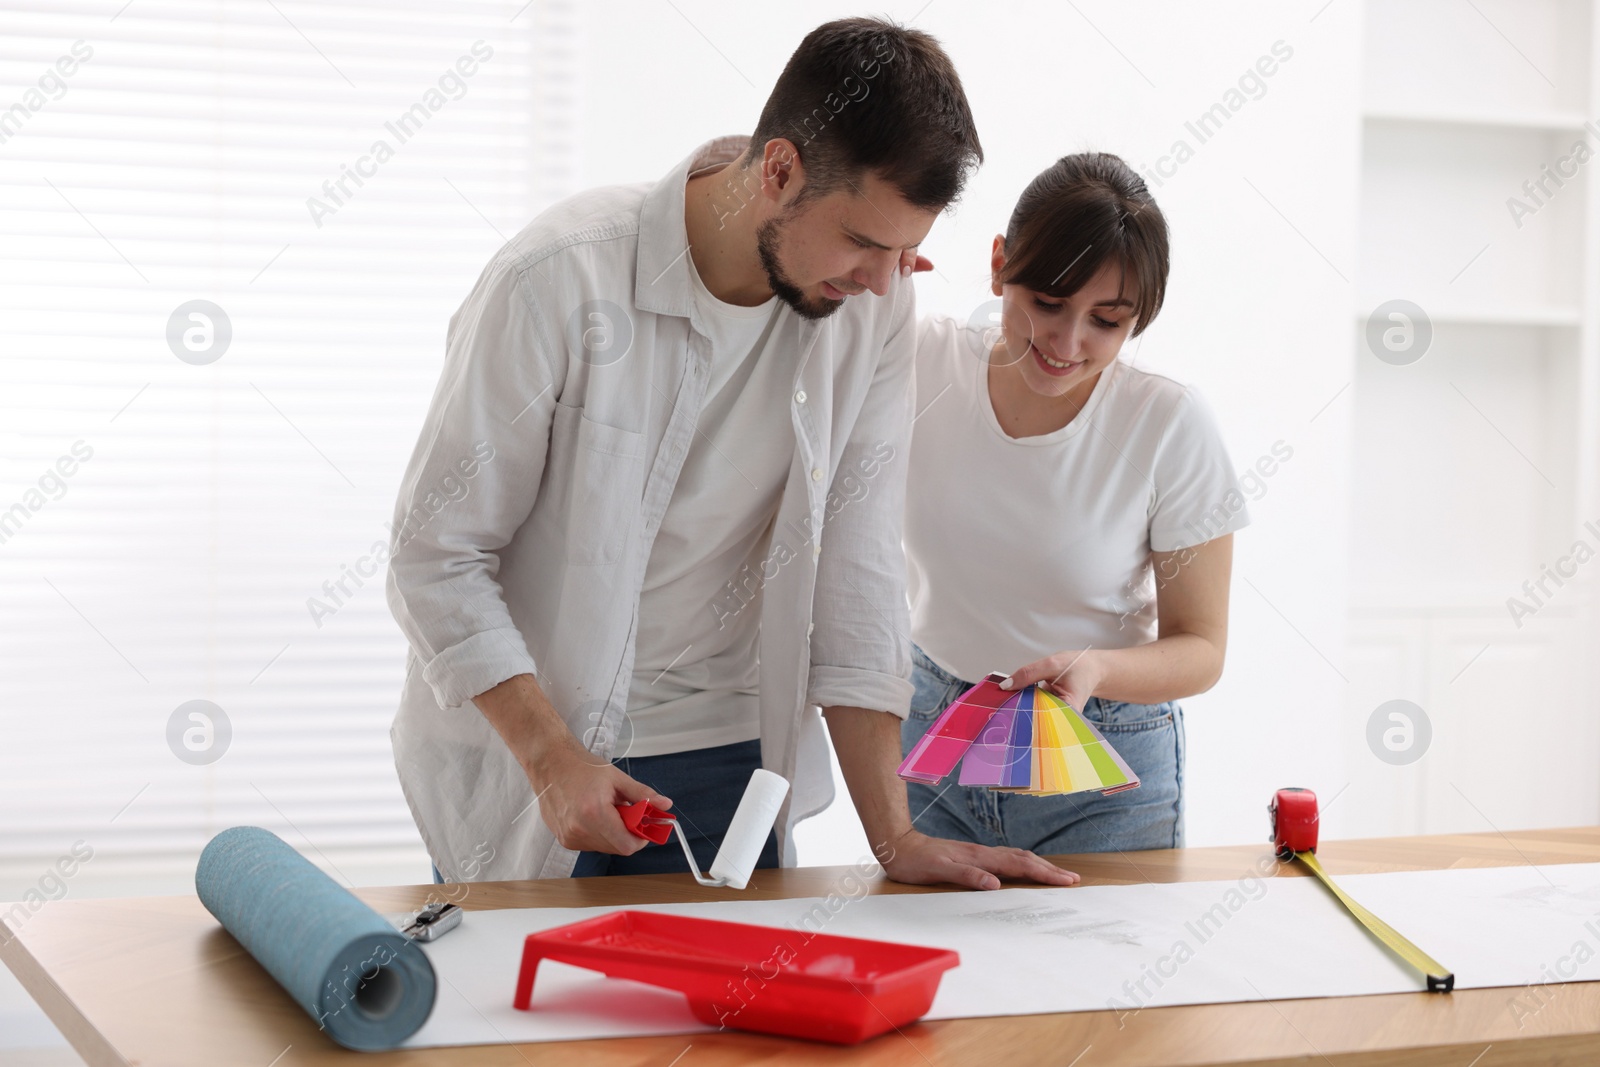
top-left (387, 17), bottom-right (1078, 891)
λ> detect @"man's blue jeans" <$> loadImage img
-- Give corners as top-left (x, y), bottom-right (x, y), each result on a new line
top-left (902, 643), bottom-right (1186, 855)
top-left (430, 737), bottom-right (778, 882)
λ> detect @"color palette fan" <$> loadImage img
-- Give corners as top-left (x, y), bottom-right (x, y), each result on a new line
top-left (898, 673), bottom-right (1141, 796)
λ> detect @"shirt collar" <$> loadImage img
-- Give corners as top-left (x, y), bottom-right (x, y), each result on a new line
top-left (634, 135), bottom-right (751, 318)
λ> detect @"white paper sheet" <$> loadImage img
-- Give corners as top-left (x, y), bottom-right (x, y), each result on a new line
top-left (401, 860), bottom-right (1600, 1048)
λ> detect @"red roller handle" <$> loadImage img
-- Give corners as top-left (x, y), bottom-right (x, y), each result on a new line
top-left (617, 799), bottom-right (675, 844)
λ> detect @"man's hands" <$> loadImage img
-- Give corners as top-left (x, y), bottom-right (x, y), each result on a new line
top-left (473, 673), bottom-right (671, 856)
top-left (524, 729), bottom-right (672, 855)
top-left (1001, 649), bottom-right (1106, 714)
top-left (879, 827), bottom-right (1079, 891)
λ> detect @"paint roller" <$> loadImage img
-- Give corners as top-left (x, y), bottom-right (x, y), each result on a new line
top-left (618, 768), bottom-right (789, 890)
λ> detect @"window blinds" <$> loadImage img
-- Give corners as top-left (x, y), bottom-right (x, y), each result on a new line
top-left (0, 0), bottom-right (576, 889)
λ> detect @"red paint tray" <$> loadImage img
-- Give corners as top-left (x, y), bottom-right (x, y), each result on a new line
top-left (512, 909), bottom-right (959, 1044)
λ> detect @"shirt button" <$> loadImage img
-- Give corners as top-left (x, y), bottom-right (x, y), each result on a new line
top-left (811, 468), bottom-right (823, 482)
top-left (807, 622), bottom-right (815, 636)
top-left (795, 390), bottom-right (807, 404)
top-left (813, 544), bottom-right (821, 559)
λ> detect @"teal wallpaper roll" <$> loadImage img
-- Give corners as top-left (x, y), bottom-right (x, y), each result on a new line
top-left (195, 826), bottom-right (436, 1050)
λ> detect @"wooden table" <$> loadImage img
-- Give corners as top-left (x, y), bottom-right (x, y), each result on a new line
top-left (5, 828), bottom-right (1600, 1066)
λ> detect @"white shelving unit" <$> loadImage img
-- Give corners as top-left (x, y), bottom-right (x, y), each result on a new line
top-left (1345, 0), bottom-right (1600, 837)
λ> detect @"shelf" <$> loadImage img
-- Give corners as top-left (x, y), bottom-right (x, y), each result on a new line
top-left (1352, 306), bottom-right (1583, 328)
top-left (1350, 591), bottom-right (1588, 618)
top-left (1364, 107), bottom-right (1596, 134)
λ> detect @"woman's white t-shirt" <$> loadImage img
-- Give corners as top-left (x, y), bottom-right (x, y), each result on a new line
top-left (905, 314), bottom-right (1251, 683)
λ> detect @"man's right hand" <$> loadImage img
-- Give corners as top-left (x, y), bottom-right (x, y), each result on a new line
top-left (473, 673), bottom-right (672, 856)
top-left (524, 730), bottom-right (673, 855)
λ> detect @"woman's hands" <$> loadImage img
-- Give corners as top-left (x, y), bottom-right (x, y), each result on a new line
top-left (1000, 649), bottom-right (1106, 712)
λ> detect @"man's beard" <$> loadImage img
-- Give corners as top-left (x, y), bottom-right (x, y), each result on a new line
top-left (756, 216), bottom-right (844, 321)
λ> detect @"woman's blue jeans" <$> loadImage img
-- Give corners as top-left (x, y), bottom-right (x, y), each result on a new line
top-left (901, 643), bottom-right (1186, 855)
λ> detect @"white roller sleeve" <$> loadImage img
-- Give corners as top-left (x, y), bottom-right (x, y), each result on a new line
top-left (708, 768), bottom-right (790, 890)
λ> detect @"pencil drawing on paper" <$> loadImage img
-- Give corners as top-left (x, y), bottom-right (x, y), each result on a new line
top-left (957, 903), bottom-right (1145, 946)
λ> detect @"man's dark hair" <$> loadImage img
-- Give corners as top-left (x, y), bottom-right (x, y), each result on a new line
top-left (745, 17), bottom-right (982, 210)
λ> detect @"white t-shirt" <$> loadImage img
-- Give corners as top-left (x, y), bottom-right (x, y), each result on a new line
top-left (904, 314), bottom-right (1251, 683)
top-left (624, 253), bottom-right (797, 756)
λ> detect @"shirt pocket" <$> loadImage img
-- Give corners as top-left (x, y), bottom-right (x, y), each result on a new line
top-left (550, 399), bottom-right (646, 566)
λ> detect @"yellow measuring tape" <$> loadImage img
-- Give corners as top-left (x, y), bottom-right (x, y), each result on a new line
top-left (1291, 850), bottom-right (1455, 992)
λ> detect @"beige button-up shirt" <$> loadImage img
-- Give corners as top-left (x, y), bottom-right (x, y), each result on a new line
top-left (386, 136), bottom-right (916, 881)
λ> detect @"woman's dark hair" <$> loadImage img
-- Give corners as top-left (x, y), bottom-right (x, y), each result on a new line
top-left (999, 153), bottom-right (1169, 335)
top-left (745, 17), bottom-right (982, 210)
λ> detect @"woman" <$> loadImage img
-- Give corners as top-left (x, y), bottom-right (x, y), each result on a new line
top-left (901, 152), bottom-right (1248, 855)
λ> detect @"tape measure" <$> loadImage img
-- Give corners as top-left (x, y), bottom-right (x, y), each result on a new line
top-left (1269, 787), bottom-right (1454, 993)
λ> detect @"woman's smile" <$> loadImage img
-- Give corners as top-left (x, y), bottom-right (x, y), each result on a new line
top-left (1031, 342), bottom-right (1083, 377)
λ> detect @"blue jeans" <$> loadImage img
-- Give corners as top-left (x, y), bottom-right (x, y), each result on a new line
top-left (902, 643), bottom-right (1185, 855)
top-left (429, 739), bottom-right (778, 881)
